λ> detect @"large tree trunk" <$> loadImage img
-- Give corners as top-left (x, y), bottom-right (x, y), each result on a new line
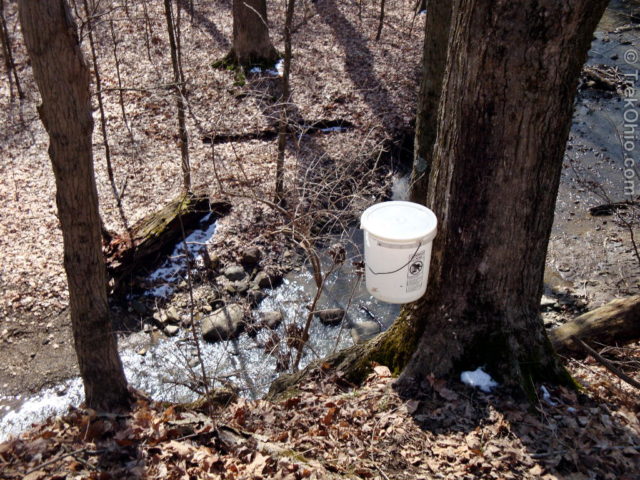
top-left (229, 0), bottom-right (278, 67)
top-left (397, 0), bottom-right (609, 394)
top-left (19, 0), bottom-right (131, 410)
top-left (409, 0), bottom-right (451, 204)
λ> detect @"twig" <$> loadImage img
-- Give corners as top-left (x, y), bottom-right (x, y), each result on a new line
top-left (177, 214), bottom-right (213, 412)
top-left (572, 336), bottom-right (640, 390)
top-left (531, 444), bottom-right (639, 459)
top-left (24, 448), bottom-right (105, 475)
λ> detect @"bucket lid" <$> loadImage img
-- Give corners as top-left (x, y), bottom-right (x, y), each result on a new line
top-left (360, 201), bottom-right (437, 243)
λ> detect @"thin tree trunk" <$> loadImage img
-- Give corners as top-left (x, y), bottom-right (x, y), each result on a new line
top-left (0, 0), bottom-right (24, 100)
top-left (82, 0), bottom-right (131, 239)
top-left (396, 0), bottom-right (610, 396)
top-left (164, 0), bottom-right (190, 192)
top-left (274, 0), bottom-right (295, 205)
top-left (109, 20), bottom-right (133, 142)
top-left (375, 0), bottom-right (385, 41)
top-left (409, 0), bottom-right (451, 203)
top-left (18, 0), bottom-right (131, 411)
top-left (141, 0), bottom-right (153, 62)
top-left (229, 0), bottom-right (278, 67)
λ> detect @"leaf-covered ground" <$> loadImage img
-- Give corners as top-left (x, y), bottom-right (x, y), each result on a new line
top-left (1, 360), bottom-right (639, 480)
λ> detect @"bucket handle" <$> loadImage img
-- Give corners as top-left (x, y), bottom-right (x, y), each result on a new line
top-left (367, 242), bottom-right (422, 276)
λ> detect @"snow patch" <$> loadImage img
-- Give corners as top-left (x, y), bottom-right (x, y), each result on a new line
top-left (145, 214), bottom-right (217, 298)
top-left (460, 367), bottom-right (498, 392)
top-left (540, 385), bottom-right (558, 406)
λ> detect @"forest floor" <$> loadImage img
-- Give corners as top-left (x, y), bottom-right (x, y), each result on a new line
top-left (0, 0), bottom-right (640, 478)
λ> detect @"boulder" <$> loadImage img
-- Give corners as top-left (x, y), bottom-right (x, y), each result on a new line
top-left (259, 311), bottom-right (283, 330)
top-left (254, 271), bottom-right (271, 289)
top-left (165, 306), bottom-right (181, 324)
top-left (241, 246), bottom-right (262, 266)
top-left (164, 325), bottom-right (180, 337)
top-left (247, 288), bottom-right (267, 306)
top-left (224, 265), bottom-right (247, 281)
top-left (350, 320), bottom-right (381, 344)
top-left (202, 304), bottom-right (245, 342)
top-left (203, 247), bottom-right (220, 271)
top-left (254, 270), bottom-right (284, 289)
top-left (315, 308), bottom-right (345, 326)
top-left (234, 279), bottom-right (250, 294)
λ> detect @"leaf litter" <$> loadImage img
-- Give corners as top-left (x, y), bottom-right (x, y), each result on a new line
top-left (1, 361), bottom-right (638, 479)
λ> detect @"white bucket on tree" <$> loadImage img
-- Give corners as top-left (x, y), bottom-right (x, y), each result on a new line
top-left (360, 201), bottom-right (437, 303)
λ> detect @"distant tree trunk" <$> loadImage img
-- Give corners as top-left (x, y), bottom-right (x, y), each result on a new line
top-left (229, 0), bottom-right (278, 67)
top-left (0, 0), bottom-right (23, 100)
top-left (409, 0), bottom-right (451, 203)
top-left (164, 0), bottom-right (190, 192)
top-left (18, 0), bottom-right (131, 411)
top-left (375, 0), bottom-right (385, 41)
top-left (274, 0), bottom-right (295, 205)
top-left (396, 0), bottom-right (609, 395)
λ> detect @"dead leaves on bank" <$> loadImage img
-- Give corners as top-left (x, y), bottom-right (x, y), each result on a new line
top-left (1, 366), bottom-right (638, 479)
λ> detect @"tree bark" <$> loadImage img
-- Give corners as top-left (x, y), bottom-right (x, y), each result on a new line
top-left (18, 0), bottom-right (131, 411)
top-left (409, 0), bottom-right (451, 204)
top-left (550, 296), bottom-right (640, 354)
top-left (229, 0), bottom-right (278, 67)
top-left (396, 0), bottom-right (609, 395)
top-left (274, 0), bottom-right (295, 205)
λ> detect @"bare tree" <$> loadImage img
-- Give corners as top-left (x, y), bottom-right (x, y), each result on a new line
top-left (164, 0), bottom-right (191, 191)
top-left (409, 0), bottom-right (451, 203)
top-left (18, 0), bottom-right (131, 410)
top-left (278, 0), bottom-right (612, 398)
top-left (82, 0), bottom-right (131, 238)
top-left (395, 0), bottom-right (611, 394)
top-left (274, 0), bottom-right (295, 205)
top-left (228, 0), bottom-right (278, 67)
top-left (0, 0), bottom-right (23, 100)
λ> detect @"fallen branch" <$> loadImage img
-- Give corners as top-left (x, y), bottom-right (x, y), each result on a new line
top-left (24, 448), bottom-right (105, 476)
top-left (572, 336), bottom-right (640, 391)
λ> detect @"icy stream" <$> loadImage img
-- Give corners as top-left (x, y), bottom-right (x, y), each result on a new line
top-left (0, 224), bottom-right (399, 441)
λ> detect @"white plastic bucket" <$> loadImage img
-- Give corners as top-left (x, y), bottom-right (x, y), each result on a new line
top-left (360, 201), bottom-right (437, 303)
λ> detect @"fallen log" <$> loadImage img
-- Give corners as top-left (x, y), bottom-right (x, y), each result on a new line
top-left (104, 191), bottom-right (231, 294)
top-left (549, 295), bottom-right (640, 354)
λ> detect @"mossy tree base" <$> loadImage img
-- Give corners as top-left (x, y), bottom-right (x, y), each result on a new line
top-left (267, 306), bottom-right (422, 401)
top-left (212, 49), bottom-right (280, 72)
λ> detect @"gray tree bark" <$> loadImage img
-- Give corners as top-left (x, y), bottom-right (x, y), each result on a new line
top-left (397, 0), bottom-right (610, 395)
top-left (18, 0), bottom-right (131, 410)
top-left (409, 0), bottom-right (451, 204)
top-left (230, 0), bottom-right (278, 66)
